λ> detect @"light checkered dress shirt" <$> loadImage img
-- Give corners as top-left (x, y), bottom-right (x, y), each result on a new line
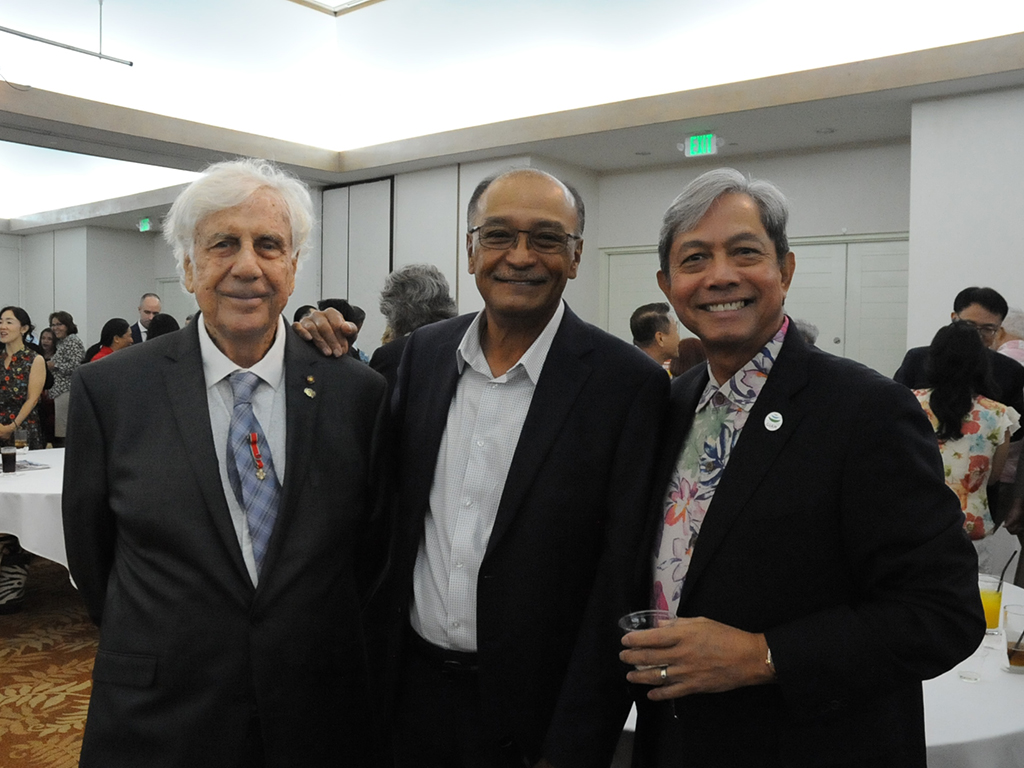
top-left (410, 301), bottom-right (565, 652)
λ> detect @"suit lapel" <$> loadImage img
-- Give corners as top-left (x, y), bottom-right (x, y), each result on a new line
top-left (259, 330), bottom-right (322, 580)
top-left (163, 321), bottom-right (252, 585)
top-left (485, 309), bottom-right (592, 555)
top-left (678, 330), bottom-right (812, 606)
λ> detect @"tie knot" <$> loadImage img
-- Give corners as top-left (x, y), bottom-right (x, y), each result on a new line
top-left (229, 371), bottom-right (262, 405)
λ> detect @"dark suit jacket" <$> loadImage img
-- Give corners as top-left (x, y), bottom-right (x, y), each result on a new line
top-left (384, 306), bottom-right (669, 768)
top-left (894, 345), bottom-right (1024, 440)
top-left (130, 321), bottom-right (144, 344)
top-left (633, 326), bottom-right (985, 768)
top-left (368, 334), bottom-right (409, 397)
top-left (63, 319), bottom-right (389, 768)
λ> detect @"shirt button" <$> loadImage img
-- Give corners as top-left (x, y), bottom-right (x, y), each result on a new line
top-left (712, 393), bottom-right (726, 407)
top-left (703, 462), bottom-right (715, 472)
top-left (452, 621), bottom-right (460, 628)
top-left (463, 498), bottom-right (472, 507)
top-left (476, 440), bottom-right (484, 447)
top-left (455, 562), bottom-right (464, 569)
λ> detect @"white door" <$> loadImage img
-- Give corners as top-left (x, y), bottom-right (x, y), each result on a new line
top-left (602, 237), bottom-right (909, 376)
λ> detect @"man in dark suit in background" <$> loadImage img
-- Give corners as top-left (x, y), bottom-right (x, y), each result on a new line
top-left (620, 168), bottom-right (985, 767)
top-left (894, 286), bottom-right (1024, 422)
top-left (130, 292), bottom-right (161, 343)
top-left (63, 159), bottom-right (388, 767)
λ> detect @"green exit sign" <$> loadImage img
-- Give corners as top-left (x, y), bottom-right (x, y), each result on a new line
top-left (682, 133), bottom-right (718, 157)
top-left (138, 217), bottom-right (151, 232)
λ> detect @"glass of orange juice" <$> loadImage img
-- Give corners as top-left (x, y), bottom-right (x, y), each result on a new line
top-left (979, 573), bottom-right (1003, 635)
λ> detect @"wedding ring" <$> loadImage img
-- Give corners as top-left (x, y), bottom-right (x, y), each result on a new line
top-left (659, 665), bottom-right (669, 683)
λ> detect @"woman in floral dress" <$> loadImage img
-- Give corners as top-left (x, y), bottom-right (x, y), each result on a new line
top-left (915, 321), bottom-right (1019, 570)
top-left (0, 306), bottom-right (46, 449)
top-left (0, 306), bottom-right (47, 613)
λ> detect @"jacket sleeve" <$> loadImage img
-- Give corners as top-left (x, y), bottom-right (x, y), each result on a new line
top-left (765, 378), bottom-right (985, 719)
top-left (542, 365), bottom-right (670, 768)
top-left (62, 368), bottom-right (116, 627)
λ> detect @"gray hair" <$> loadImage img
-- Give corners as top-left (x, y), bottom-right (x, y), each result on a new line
top-left (1003, 308), bottom-right (1024, 339)
top-left (792, 318), bottom-right (819, 346)
top-left (164, 158), bottom-right (314, 284)
top-left (380, 264), bottom-right (458, 338)
top-left (467, 168), bottom-right (585, 237)
top-left (658, 168), bottom-right (789, 276)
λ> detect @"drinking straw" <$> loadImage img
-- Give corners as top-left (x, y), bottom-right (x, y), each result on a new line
top-left (997, 551), bottom-right (1018, 592)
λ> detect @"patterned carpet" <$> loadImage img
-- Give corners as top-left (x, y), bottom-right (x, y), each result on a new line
top-left (0, 557), bottom-right (95, 768)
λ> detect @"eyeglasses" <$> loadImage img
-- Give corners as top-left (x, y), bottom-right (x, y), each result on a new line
top-left (469, 225), bottom-right (580, 254)
top-left (956, 317), bottom-right (1001, 338)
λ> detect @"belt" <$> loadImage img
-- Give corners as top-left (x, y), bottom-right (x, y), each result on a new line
top-left (406, 627), bottom-right (481, 673)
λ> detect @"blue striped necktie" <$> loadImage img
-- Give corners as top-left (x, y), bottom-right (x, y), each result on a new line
top-left (226, 372), bottom-right (281, 575)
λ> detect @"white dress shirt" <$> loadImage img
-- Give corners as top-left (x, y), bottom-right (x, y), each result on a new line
top-left (410, 301), bottom-right (565, 651)
top-left (198, 315), bottom-right (288, 587)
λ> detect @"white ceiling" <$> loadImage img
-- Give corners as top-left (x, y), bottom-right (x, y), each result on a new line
top-left (0, 0), bottom-right (1023, 224)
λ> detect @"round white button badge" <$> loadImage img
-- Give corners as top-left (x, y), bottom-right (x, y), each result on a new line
top-left (764, 412), bottom-right (783, 432)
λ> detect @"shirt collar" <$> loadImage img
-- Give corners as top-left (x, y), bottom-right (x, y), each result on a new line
top-left (697, 316), bottom-right (790, 413)
top-left (456, 300), bottom-right (566, 384)
top-left (198, 314), bottom-right (287, 391)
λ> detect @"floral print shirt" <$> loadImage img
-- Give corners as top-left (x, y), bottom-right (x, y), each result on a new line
top-left (49, 333), bottom-right (84, 398)
top-left (652, 318), bottom-right (789, 614)
top-left (914, 390), bottom-right (1019, 540)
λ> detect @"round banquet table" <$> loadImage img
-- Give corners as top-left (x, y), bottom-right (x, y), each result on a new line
top-left (925, 580), bottom-right (1024, 768)
top-left (0, 447), bottom-right (67, 569)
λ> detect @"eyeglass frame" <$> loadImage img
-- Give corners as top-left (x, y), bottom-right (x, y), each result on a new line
top-left (468, 224), bottom-right (581, 254)
top-left (954, 315), bottom-right (1001, 339)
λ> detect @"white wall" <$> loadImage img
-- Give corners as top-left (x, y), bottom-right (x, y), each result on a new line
top-left (908, 87), bottom-right (1024, 347)
top-left (20, 232), bottom-right (55, 335)
top-left (0, 235), bottom-right (19, 310)
top-left (598, 143), bottom-right (912, 251)
top-left (53, 229), bottom-right (88, 339)
top-left (85, 228), bottom-right (162, 344)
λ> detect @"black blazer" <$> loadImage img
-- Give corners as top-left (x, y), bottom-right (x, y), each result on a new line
top-left (63, 319), bottom-right (389, 767)
top-left (632, 326), bottom-right (985, 767)
top-left (383, 306), bottom-right (669, 768)
top-left (129, 321), bottom-right (144, 345)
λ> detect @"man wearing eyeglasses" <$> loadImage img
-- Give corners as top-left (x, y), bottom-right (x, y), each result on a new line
top-left (302, 168), bottom-right (667, 767)
top-left (894, 286), bottom-right (1024, 434)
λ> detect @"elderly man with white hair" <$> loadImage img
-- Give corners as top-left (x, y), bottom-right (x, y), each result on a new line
top-left (63, 158), bottom-right (388, 767)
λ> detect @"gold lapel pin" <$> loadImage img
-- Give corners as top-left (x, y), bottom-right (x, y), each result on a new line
top-left (304, 388), bottom-right (316, 399)
top-left (306, 375), bottom-right (315, 384)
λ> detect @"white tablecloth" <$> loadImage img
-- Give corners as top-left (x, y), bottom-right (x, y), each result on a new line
top-left (925, 581), bottom-right (1024, 768)
top-left (0, 448), bottom-right (66, 569)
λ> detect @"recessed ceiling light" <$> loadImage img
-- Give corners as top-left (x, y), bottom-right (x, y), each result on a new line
top-left (816, 128), bottom-right (836, 134)
top-left (635, 151), bottom-right (652, 156)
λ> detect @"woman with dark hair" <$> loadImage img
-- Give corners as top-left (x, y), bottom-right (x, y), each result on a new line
top-left (47, 310), bottom-right (85, 447)
top-left (89, 318), bottom-right (133, 362)
top-left (36, 326), bottom-right (58, 445)
top-left (146, 312), bottom-right (180, 339)
top-left (0, 307), bottom-right (46, 612)
top-left (915, 321), bottom-right (1019, 565)
top-left (0, 306), bottom-right (46, 449)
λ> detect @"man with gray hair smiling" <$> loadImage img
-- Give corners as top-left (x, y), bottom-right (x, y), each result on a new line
top-left (620, 167), bottom-right (984, 767)
top-left (63, 158), bottom-right (388, 767)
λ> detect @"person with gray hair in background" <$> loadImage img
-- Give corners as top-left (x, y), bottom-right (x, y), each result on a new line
top-left (63, 158), bottom-right (388, 767)
top-left (368, 263), bottom-right (457, 393)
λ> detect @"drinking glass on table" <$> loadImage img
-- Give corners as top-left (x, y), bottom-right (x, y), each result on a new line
top-left (1004, 605), bottom-right (1024, 673)
top-left (979, 573), bottom-right (1003, 635)
top-left (13, 429), bottom-right (27, 452)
